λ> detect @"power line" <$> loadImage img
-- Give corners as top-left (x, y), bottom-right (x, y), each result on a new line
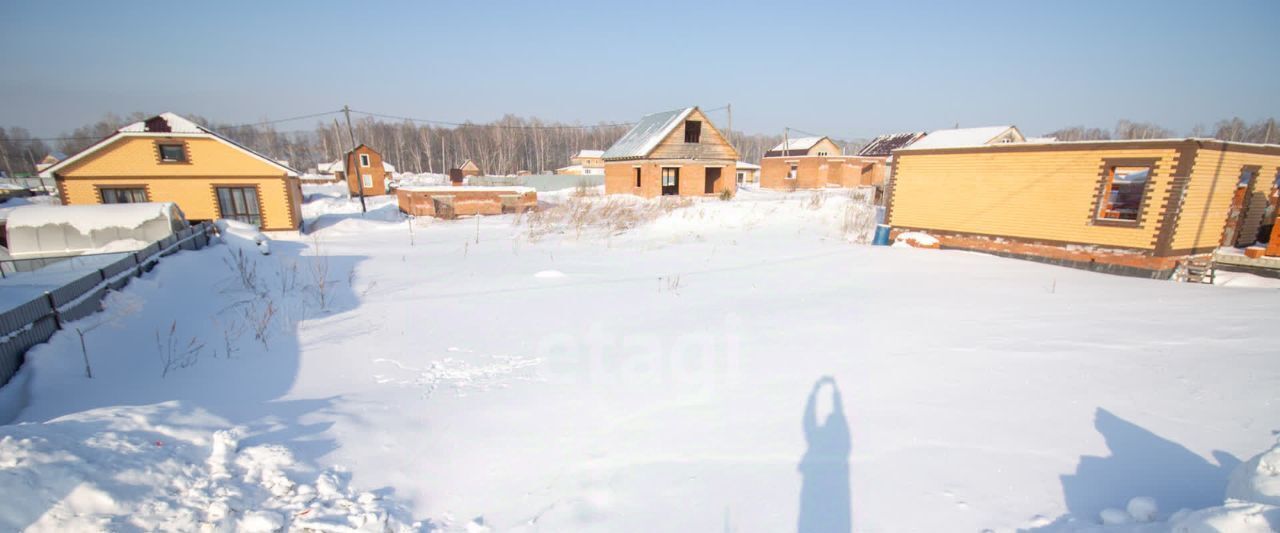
top-left (348, 109), bottom-right (635, 130)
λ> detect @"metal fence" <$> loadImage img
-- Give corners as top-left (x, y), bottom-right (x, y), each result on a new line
top-left (0, 222), bottom-right (214, 387)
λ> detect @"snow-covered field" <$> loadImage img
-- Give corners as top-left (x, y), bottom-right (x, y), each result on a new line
top-left (2, 186), bottom-right (1279, 532)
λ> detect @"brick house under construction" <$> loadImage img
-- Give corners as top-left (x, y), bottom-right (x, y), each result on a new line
top-left (602, 107), bottom-right (738, 198)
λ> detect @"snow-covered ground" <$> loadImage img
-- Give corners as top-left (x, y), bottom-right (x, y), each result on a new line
top-left (2, 186), bottom-right (1279, 531)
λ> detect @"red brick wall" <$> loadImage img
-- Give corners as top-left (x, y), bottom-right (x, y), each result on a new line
top-left (396, 188), bottom-right (537, 217)
top-left (346, 146), bottom-right (389, 196)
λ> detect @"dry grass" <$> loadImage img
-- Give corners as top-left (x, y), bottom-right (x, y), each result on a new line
top-left (523, 195), bottom-right (693, 241)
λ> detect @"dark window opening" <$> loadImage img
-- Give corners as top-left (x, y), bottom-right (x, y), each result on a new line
top-left (684, 120), bottom-right (701, 143)
top-left (661, 167), bottom-right (679, 196)
top-left (634, 167), bottom-right (642, 188)
top-left (158, 143), bottom-right (187, 163)
top-left (100, 187), bottom-right (148, 204)
top-left (1097, 166), bottom-right (1151, 222)
top-left (215, 186), bottom-right (262, 226)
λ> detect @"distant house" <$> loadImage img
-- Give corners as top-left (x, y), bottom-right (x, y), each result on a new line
top-left (855, 132), bottom-right (928, 190)
top-left (459, 159), bottom-right (482, 177)
top-left (33, 152), bottom-right (66, 173)
top-left (602, 107), bottom-right (738, 198)
top-left (319, 144), bottom-right (396, 196)
top-left (886, 137), bottom-right (1280, 278)
top-left (759, 136), bottom-right (882, 190)
top-left (39, 112), bottom-right (303, 231)
top-left (857, 132), bottom-right (927, 158)
top-left (908, 125), bottom-right (1024, 150)
top-left (735, 161), bottom-right (760, 184)
top-left (556, 149), bottom-right (606, 176)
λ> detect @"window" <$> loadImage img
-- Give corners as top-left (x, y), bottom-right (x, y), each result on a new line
top-left (158, 143), bottom-right (186, 163)
top-left (634, 167), bottom-right (642, 188)
top-left (787, 164), bottom-right (798, 180)
top-left (1237, 168), bottom-right (1257, 188)
top-left (215, 186), bottom-right (261, 226)
top-left (363, 173), bottom-right (373, 188)
top-left (662, 167), bottom-right (679, 186)
top-left (360, 154), bottom-right (371, 167)
top-left (817, 151), bottom-right (828, 156)
top-left (1096, 165), bottom-right (1152, 222)
top-left (100, 187), bottom-right (147, 204)
top-left (684, 120), bottom-right (701, 143)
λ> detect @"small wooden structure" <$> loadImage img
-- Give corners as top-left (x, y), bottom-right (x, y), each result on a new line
top-left (339, 144), bottom-right (394, 196)
top-left (459, 159), bottom-right (482, 177)
top-left (396, 186), bottom-right (536, 218)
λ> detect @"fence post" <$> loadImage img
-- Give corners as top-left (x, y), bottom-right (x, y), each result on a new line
top-left (44, 291), bottom-right (61, 331)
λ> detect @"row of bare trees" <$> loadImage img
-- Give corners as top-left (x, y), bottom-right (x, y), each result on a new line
top-left (2, 114), bottom-right (1277, 177)
top-left (1047, 118), bottom-right (1279, 143)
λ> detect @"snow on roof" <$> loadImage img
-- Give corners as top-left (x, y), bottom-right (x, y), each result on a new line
top-left (40, 112), bottom-right (300, 178)
top-left (1024, 136), bottom-right (1057, 143)
top-left (769, 137), bottom-right (825, 152)
top-left (735, 161), bottom-right (761, 170)
top-left (856, 132), bottom-right (927, 157)
top-left (574, 150), bottom-right (604, 158)
top-left (908, 126), bottom-right (1019, 149)
top-left (5, 202), bottom-right (181, 234)
top-left (602, 107), bottom-right (694, 160)
top-left (119, 112), bottom-right (204, 134)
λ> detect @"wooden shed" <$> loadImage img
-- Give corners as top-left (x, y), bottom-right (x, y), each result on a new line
top-left (459, 159), bottom-right (482, 177)
top-left (601, 107), bottom-right (738, 198)
top-left (886, 139), bottom-right (1280, 278)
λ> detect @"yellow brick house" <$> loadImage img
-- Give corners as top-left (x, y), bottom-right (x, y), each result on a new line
top-left (886, 138), bottom-right (1280, 278)
top-left (40, 113), bottom-right (304, 231)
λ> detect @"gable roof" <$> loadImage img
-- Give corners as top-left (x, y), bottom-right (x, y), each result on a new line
top-left (602, 107), bottom-right (695, 160)
top-left (573, 149), bottom-right (604, 159)
top-left (908, 126), bottom-right (1022, 150)
top-left (40, 112), bottom-right (299, 178)
top-left (459, 159), bottom-right (480, 171)
top-left (769, 136), bottom-right (828, 152)
top-left (857, 132), bottom-right (927, 157)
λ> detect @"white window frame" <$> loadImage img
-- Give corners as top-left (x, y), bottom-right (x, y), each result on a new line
top-left (360, 154), bottom-right (371, 167)
top-left (363, 173), bottom-right (374, 188)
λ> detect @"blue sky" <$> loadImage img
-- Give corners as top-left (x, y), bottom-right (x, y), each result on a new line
top-left (1, 0), bottom-right (1277, 138)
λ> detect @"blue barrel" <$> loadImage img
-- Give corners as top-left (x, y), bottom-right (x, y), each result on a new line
top-left (873, 225), bottom-right (892, 246)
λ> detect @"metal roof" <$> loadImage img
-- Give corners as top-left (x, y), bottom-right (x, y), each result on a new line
top-left (601, 107), bottom-right (693, 160)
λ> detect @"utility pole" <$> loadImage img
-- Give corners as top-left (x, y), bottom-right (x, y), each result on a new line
top-left (343, 105), bottom-right (367, 214)
top-left (726, 103), bottom-right (733, 147)
top-left (783, 127), bottom-right (790, 157)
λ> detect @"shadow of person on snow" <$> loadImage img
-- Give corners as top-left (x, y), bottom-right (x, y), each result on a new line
top-left (798, 376), bottom-right (852, 533)
top-left (1024, 407), bottom-right (1240, 531)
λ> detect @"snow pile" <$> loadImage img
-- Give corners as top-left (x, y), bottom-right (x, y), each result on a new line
top-left (893, 231), bottom-right (940, 249)
top-left (215, 219), bottom-right (270, 255)
top-left (391, 173), bottom-right (450, 188)
top-left (0, 403), bottom-right (421, 532)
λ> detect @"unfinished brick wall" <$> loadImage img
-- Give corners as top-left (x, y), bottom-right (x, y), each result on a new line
top-left (396, 188), bottom-right (537, 218)
top-left (759, 156), bottom-right (882, 190)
